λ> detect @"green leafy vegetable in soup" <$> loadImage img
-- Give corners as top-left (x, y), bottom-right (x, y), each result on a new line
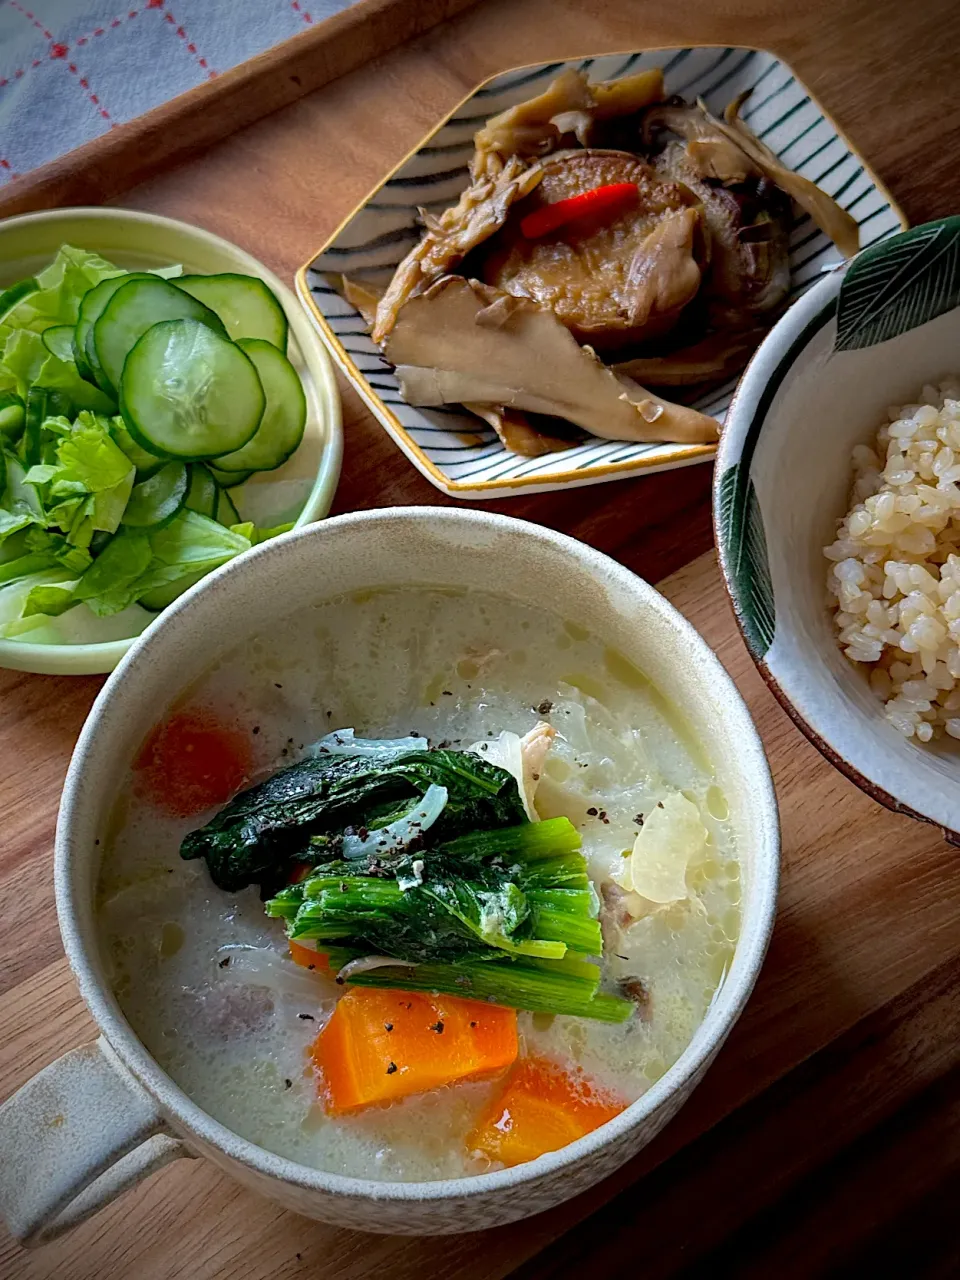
top-left (181, 731), bottom-right (630, 1022)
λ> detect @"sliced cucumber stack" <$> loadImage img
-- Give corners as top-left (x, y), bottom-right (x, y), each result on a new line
top-left (207, 465), bottom-right (253, 488)
top-left (184, 463), bottom-right (219, 520)
top-left (94, 277), bottom-right (226, 394)
top-left (120, 318), bottom-right (265, 460)
top-left (109, 419), bottom-right (165, 477)
top-left (74, 271), bottom-right (153, 385)
top-left (216, 485), bottom-right (241, 526)
top-left (175, 274), bottom-right (288, 349)
top-left (211, 339), bottom-right (306, 473)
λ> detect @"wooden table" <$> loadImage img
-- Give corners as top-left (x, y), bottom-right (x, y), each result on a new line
top-left (4, 0), bottom-right (960, 1275)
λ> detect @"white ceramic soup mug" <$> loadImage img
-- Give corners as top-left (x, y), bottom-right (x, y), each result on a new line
top-left (0, 508), bottom-right (779, 1246)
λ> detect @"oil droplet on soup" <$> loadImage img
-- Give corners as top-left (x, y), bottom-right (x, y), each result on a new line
top-left (98, 588), bottom-right (740, 1182)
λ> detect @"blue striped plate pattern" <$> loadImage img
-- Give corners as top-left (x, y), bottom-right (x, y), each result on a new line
top-left (296, 46), bottom-right (905, 499)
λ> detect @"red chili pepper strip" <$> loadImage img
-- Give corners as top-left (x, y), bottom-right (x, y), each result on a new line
top-left (520, 182), bottom-right (640, 239)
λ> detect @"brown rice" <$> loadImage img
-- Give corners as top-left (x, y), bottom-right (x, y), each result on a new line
top-left (825, 378), bottom-right (960, 742)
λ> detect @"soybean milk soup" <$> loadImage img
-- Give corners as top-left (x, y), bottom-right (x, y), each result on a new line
top-left (98, 587), bottom-right (740, 1181)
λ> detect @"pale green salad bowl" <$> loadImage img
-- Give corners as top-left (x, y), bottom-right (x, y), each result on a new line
top-left (0, 208), bottom-right (343, 676)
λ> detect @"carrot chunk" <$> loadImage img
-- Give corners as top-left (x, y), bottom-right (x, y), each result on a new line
top-left (134, 709), bottom-right (252, 817)
top-left (289, 940), bottom-right (331, 975)
top-left (468, 1057), bottom-right (626, 1167)
top-left (311, 988), bottom-right (518, 1114)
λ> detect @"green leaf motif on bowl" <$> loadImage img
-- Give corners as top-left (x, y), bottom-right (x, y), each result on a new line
top-left (835, 216), bottom-right (960, 352)
top-left (717, 462), bottom-right (775, 659)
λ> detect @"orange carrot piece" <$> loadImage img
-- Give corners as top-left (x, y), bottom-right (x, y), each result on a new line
top-left (468, 1057), bottom-right (626, 1167)
top-left (289, 940), bottom-right (331, 976)
top-left (312, 988), bottom-right (518, 1115)
top-left (134, 709), bottom-right (253, 818)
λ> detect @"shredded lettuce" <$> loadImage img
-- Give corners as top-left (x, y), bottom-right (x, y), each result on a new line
top-left (1, 330), bottom-right (116, 414)
top-left (0, 245), bottom-right (122, 344)
top-left (72, 530), bottom-right (153, 617)
top-left (26, 413), bottom-right (136, 549)
top-left (132, 511), bottom-right (251, 596)
top-left (0, 244), bottom-right (297, 642)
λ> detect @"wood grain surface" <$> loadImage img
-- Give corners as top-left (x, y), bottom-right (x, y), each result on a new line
top-left (2, 0), bottom-right (960, 1275)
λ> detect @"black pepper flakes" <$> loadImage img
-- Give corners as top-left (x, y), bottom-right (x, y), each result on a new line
top-left (284, 1078), bottom-right (292, 1089)
top-left (218, 956), bottom-right (231, 969)
top-left (298, 1013), bottom-right (315, 1021)
top-left (469, 1020), bottom-right (478, 1028)
top-left (386, 1061), bottom-right (398, 1075)
top-left (429, 1020), bottom-right (444, 1034)
top-left (384, 1022), bottom-right (394, 1032)
top-left (586, 806), bottom-right (598, 817)
top-left (634, 813), bottom-right (645, 827)
top-left (275, 682), bottom-right (283, 689)
top-left (326, 710), bottom-right (332, 718)
top-left (252, 725), bottom-right (260, 735)
top-left (536, 699), bottom-right (554, 715)
top-left (657, 799), bottom-right (664, 809)
top-left (441, 690), bottom-right (453, 696)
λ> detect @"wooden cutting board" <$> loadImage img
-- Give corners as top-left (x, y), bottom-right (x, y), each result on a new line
top-left (2, 0), bottom-right (960, 1274)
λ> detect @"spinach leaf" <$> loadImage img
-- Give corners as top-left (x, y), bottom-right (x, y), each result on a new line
top-left (180, 747), bottom-right (526, 893)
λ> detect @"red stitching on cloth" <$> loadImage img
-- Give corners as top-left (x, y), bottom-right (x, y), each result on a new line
top-left (290, 1), bottom-right (314, 23)
top-left (65, 61), bottom-right (112, 123)
top-left (8, 1), bottom-right (53, 40)
top-left (154, 7), bottom-right (217, 76)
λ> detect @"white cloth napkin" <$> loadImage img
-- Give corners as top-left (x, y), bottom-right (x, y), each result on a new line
top-left (0, 0), bottom-right (354, 186)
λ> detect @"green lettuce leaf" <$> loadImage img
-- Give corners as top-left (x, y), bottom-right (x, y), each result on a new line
top-left (1, 330), bottom-right (116, 414)
top-left (21, 578), bottom-right (80, 619)
top-left (73, 529), bottom-right (152, 616)
top-left (0, 454), bottom-right (43, 547)
top-left (132, 510), bottom-right (251, 596)
top-left (229, 520), bottom-right (296, 545)
top-left (0, 245), bottom-right (122, 344)
top-left (0, 568), bottom-right (75, 636)
top-left (27, 412), bottom-right (135, 548)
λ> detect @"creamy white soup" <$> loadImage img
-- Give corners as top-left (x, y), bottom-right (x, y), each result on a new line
top-left (98, 587), bottom-right (740, 1181)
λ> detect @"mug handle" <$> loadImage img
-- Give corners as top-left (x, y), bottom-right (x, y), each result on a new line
top-left (0, 1036), bottom-right (192, 1246)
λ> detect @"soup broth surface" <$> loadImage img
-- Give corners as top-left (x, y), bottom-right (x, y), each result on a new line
top-left (99, 587), bottom-right (740, 1180)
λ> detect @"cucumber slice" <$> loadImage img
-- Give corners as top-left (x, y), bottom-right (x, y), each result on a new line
top-left (207, 338), bottom-right (306, 473)
top-left (0, 393), bottom-right (25, 444)
top-left (184, 463), bottom-right (219, 520)
top-left (75, 271), bottom-right (152, 385)
top-left (207, 465), bottom-right (252, 488)
top-left (121, 461), bottom-right (188, 529)
top-left (42, 325), bottom-right (77, 363)
top-left (0, 277), bottom-right (38, 324)
top-left (175, 274), bottom-right (288, 349)
top-left (120, 318), bottom-right (264, 460)
top-left (94, 277), bottom-right (226, 394)
top-left (109, 419), bottom-right (165, 477)
top-left (216, 485), bottom-right (241, 526)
